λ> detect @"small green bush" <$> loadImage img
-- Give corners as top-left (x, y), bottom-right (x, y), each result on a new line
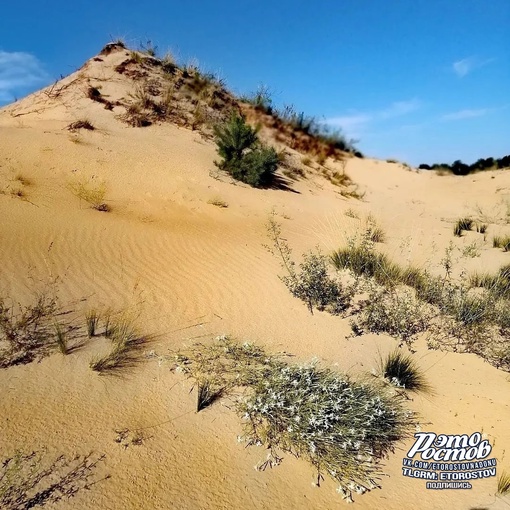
top-left (282, 250), bottom-right (352, 314)
top-left (266, 215), bottom-right (352, 314)
top-left (214, 114), bottom-right (278, 187)
top-left (351, 288), bottom-right (430, 346)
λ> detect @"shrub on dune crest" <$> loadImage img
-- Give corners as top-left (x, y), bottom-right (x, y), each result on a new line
top-left (214, 113), bottom-right (278, 187)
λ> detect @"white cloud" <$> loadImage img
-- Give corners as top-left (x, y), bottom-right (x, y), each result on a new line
top-left (379, 99), bottom-right (421, 118)
top-left (325, 113), bottom-right (371, 132)
top-left (325, 99), bottom-right (421, 137)
top-left (0, 50), bottom-right (48, 102)
top-left (441, 108), bottom-right (489, 121)
top-left (452, 56), bottom-right (494, 77)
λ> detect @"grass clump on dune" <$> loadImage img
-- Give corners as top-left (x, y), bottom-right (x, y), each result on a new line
top-left (379, 349), bottom-right (430, 393)
top-left (498, 470), bottom-right (510, 496)
top-left (493, 235), bottom-right (510, 251)
top-left (453, 217), bottom-right (473, 237)
top-left (0, 294), bottom-right (61, 368)
top-left (174, 336), bottom-right (415, 503)
top-left (68, 178), bottom-right (110, 212)
top-left (90, 317), bottom-right (147, 375)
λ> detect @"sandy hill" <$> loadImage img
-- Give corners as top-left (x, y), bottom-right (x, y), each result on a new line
top-left (0, 42), bottom-right (509, 510)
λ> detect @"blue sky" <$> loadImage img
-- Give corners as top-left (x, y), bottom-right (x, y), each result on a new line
top-left (0, 0), bottom-right (508, 165)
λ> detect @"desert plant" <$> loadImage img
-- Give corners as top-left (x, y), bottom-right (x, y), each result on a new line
top-left (86, 310), bottom-right (99, 338)
top-left (90, 318), bottom-right (146, 374)
top-left (196, 379), bottom-right (223, 412)
top-left (476, 223), bottom-right (488, 234)
top-left (453, 217), bottom-right (473, 236)
top-left (366, 215), bottom-right (385, 243)
top-left (139, 39), bottom-right (158, 57)
top-left (266, 215), bottom-right (352, 314)
top-left (379, 349), bottom-right (430, 393)
top-left (214, 114), bottom-right (278, 187)
top-left (493, 235), bottom-right (510, 251)
top-left (207, 197), bottom-right (228, 208)
top-left (174, 336), bottom-right (415, 503)
top-left (68, 179), bottom-right (110, 212)
top-left (0, 451), bottom-right (106, 509)
top-left (67, 120), bottom-right (95, 131)
top-left (461, 241), bottom-right (481, 258)
top-left (351, 287), bottom-right (430, 347)
top-left (54, 321), bottom-right (68, 355)
top-left (498, 470), bottom-right (510, 496)
top-left (284, 249), bottom-right (352, 314)
top-left (0, 294), bottom-right (59, 368)
top-left (331, 240), bottom-right (402, 288)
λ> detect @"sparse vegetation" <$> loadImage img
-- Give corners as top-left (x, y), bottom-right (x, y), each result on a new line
top-left (67, 120), bottom-right (95, 131)
top-left (351, 287), bottom-right (430, 347)
top-left (86, 310), bottom-right (99, 337)
top-left (207, 197), bottom-right (228, 208)
top-left (196, 379), bottom-right (224, 412)
top-left (493, 235), bottom-right (510, 251)
top-left (54, 321), bottom-right (68, 355)
top-left (266, 215), bottom-right (352, 314)
top-left (0, 293), bottom-right (61, 368)
top-left (68, 178), bottom-right (110, 212)
top-left (90, 317), bottom-right (147, 374)
top-left (379, 349), bottom-right (430, 393)
top-left (214, 113), bottom-right (278, 187)
top-left (476, 223), bottom-right (488, 234)
top-left (498, 470), bottom-right (510, 496)
top-left (0, 451), bottom-right (106, 509)
top-left (366, 214), bottom-right (385, 243)
top-left (453, 217), bottom-right (473, 237)
top-left (174, 336), bottom-right (415, 503)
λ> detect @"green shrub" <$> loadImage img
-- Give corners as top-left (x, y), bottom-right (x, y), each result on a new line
top-left (282, 250), bottom-right (352, 314)
top-left (266, 215), bottom-right (352, 314)
top-left (214, 114), bottom-right (278, 187)
top-left (351, 288), bottom-right (429, 346)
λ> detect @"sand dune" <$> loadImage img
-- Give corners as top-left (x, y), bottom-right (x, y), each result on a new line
top-left (0, 44), bottom-right (509, 509)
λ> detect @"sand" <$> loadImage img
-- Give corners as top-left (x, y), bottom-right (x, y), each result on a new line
top-left (0, 46), bottom-right (509, 509)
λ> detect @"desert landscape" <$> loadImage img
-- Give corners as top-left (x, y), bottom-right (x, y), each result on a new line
top-left (0, 42), bottom-right (509, 509)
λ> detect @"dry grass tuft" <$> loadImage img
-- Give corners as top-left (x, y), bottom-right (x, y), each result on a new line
top-left (207, 197), bottom-right (228, 208)
top-left (498, 470), bottom-right (510, 496)
top-left (0, 293), bottom-right (60, 368)
top-left (67, 119), bottom-right (95, 131)
top-left (379, 349), bottom-right (431, 393)
top-left (0, 451), bottom-right (107, 509)
top-left (90, 317), bottom-right (147, 375)
top-left (68, 178), bottom-right (110, 212)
